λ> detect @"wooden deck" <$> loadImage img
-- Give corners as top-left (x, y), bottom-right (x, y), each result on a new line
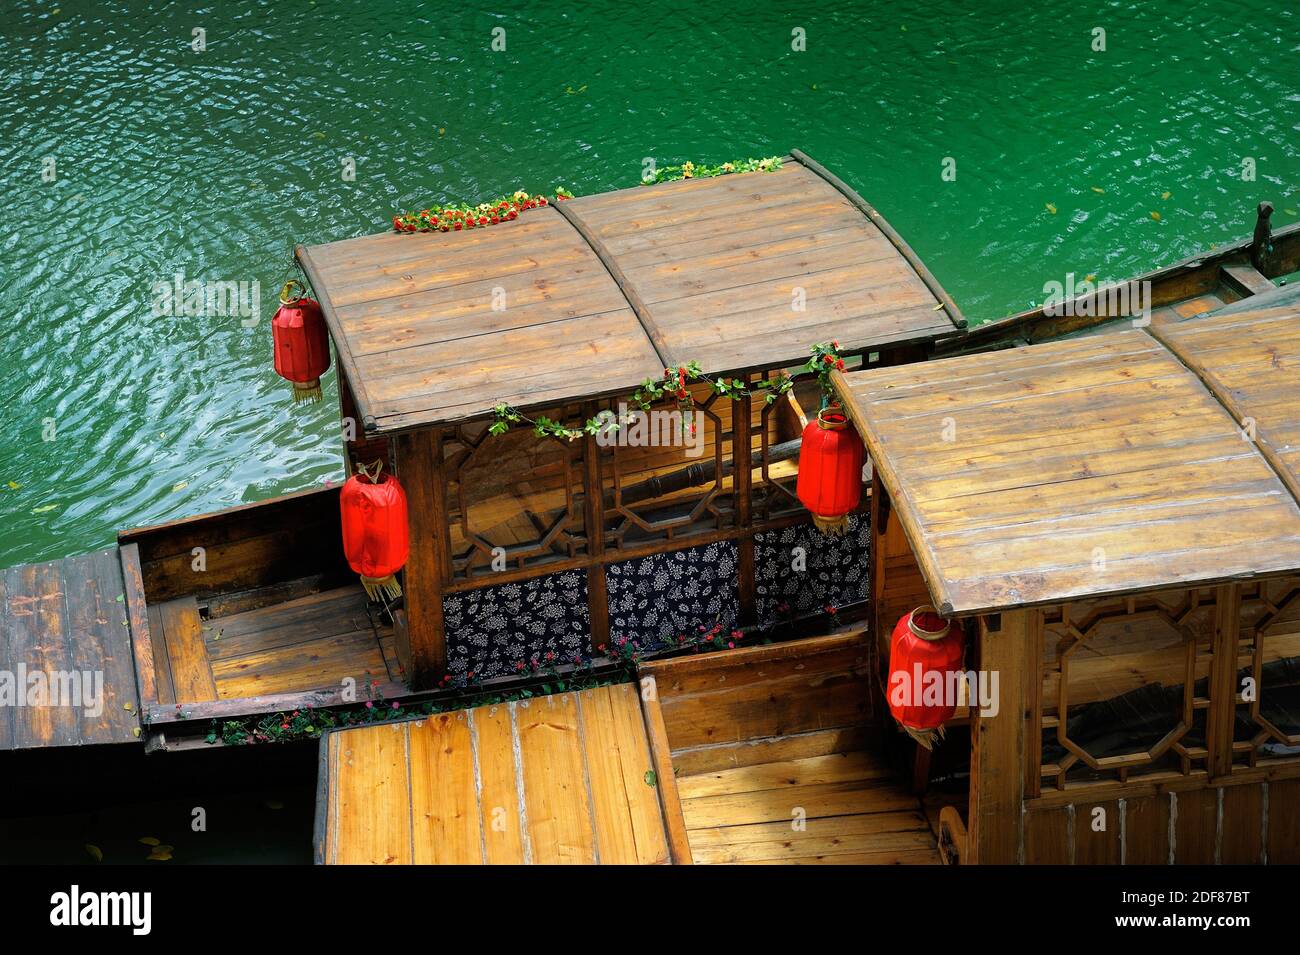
top-left (640, 631), bottom-right (943, 865)
top-left (0, 548), bottom-right (141, 750)
top-left (677, 736), bottom-right (940, 864)
top-left (316, 683), bottom-right (675, 864)
top-left (148, 585), bottom-right (398, 705)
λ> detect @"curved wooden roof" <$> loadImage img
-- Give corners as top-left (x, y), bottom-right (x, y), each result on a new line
top-left (297, 151), bottom-right (963, 435)
top-left (834, 305), bottom-right (1300, 616)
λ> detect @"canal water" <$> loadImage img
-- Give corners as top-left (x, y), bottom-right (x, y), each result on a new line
top-left (1, 0), bottom-right (1296, 567)
top-left (0, 0), bottom-right (1296, 863)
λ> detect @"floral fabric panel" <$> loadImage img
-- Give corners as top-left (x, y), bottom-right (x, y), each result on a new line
top-left (754, 515), bottom-right (870, 626)
top-left (443, 569), bottom-right (590, 678)
top-left (606, 541), bottom-right (740, 650)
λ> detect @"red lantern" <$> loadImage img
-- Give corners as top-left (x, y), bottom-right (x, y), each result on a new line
top-left (272, 280), bottom-right (331, 403)
top-left (340, 464), bottom-right (409, 601)
top-left (887, 607), bottom-right (966, 749)
top-left (796, 406), bottom-right (865, 535)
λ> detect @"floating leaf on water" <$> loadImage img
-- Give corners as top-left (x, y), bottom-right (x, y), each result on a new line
top-left (171, 481), bottom-right (187, 493)
top-left (146, 850), bottom-right (173, 861)
top-left (1085, 274), bottom-right (1097, 283)
top-left (438, 127), bottom-right (445, 136)
top-left (1286, 208), bottom-right (1298, 216)
top-left (85, 844), bottom-right (102, 862)
top-left (1090, 186), bottom-right (1105, 194)
top-left (6, 481), bottom-right (18, 490)
top-left (1150, 211), bottom-right (1161, 221)
top-left (32, 504), bottom-right (58, 514)
top-left (139, 836), bottom-right (160, 846)
top-left (1045, 203), bottom-right (1057, 214)
top-left (312, 131), bottom-right (325, 139)
top-left (1161, 191), bottom-right (1172, 200)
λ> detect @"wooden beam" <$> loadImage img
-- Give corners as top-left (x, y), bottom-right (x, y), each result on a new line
top-left (1251, 201), bottom-right (1274, 271)
top-left (789, 148), bottom-right (967, 331)
top-left (394, 428), bottom-right (450, 687)
top-left (734, 387), bottom-right (756, 626)
top-left (1208, 583), bottom-right (1243, 779)
top-left (583, 407), bottom-right (610, 655)
top-left (550, 201), bottom-right (678, 367)
top-left (968, 609), bottom-right (1030, 864)
top-left (118, 542), bottom-right (158, 710)
top-left (638, 675), bottom-right (695, 864)
top-left (1221, 263), bottom-right (1275, 299)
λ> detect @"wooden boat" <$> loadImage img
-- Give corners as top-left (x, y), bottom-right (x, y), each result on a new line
top-left (3, 150), bottom-right (1298, 866)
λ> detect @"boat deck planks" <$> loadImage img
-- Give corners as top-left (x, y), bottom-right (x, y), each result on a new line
top-left (317, 683), bottom-right (674, 864)
top-left (205, 586), bottom-right (396, 701)
top-left (641, 632), bottom-right (943, 865)
top-left (676, 739), bottom-right (939, 864)
top-left (142, 584), bottom-right (396, 706)
top-left (0, 547), bottom-right (141, 750)
top-left (835, 326), bottom-right (1300, 615)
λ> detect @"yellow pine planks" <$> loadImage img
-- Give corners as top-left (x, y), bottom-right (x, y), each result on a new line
top-left (409, 712), bottom-right (482, 864)
top-left (473, 703), bottom-right (527, 864)
top-left (323, 685), bottom-right (673, 864)
top-left (332, 723), bottom-right (412, 865)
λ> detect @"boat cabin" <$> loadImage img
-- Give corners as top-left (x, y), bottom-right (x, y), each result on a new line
top-left (113, 151), bottom-right (966, 739)
top-left (834, 302), bottom-right (1300, 864)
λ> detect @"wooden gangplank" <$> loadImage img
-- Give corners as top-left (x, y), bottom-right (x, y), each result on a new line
top-left (0, 547), bottom-right (142, 749)
top-left (316, 683), bottom-right (675, 865)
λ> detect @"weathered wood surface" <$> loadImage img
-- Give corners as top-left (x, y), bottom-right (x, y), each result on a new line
top-left (296, 155), bottom-right (961, 435)
top-left (141, 583), bottom-right (395, 706)
top-left (206, 586), bottom-right (395, 701)
top-left (642, 634), bottom-right (940, 864)
top-left (1152, 305), bottom-right (1300, 502)
top-left (0, 548), bottom-right (141, 749)
top-left (119, 484), bottom-right (348, 604)
top-left (318, 683), bottom-right (673, 864)
top-left (835, 328), bottom-right (1300, 616)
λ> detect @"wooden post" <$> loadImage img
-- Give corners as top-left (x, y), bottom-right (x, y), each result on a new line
top-left (1251, 201), bottom-right (1273, 271)
top-left (968, 609), bottom-right (1030, 865)
top-left (734, 386), bottom-right (755, 626)
top-left (1208, 583), bottom-right (1243, 779)
top-left (582, 404), bottom-right (610, 655)
top-left (393, 428), bottom-right (449, 688)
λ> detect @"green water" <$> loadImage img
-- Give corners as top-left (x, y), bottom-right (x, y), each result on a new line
top-left (1, 0), bottom-right (1297, 566)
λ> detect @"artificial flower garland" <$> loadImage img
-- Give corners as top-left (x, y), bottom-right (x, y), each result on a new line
top-left (641, 155), bottom-right (782, 185)
top-left (392, 187), bottom-right (575, 233)
top-left (491, 342), bottom-right (846, 442)
top-left (391, 155), bottom-right (783, 235)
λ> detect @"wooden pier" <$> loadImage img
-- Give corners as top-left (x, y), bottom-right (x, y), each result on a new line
top-left (0, 547), bottom-right (141, 750)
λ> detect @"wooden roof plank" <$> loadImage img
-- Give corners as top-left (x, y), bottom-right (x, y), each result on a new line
top-left (298, 153), bottom-right (964, 434)
top-left (835, 326), bottom-right (1300, 615)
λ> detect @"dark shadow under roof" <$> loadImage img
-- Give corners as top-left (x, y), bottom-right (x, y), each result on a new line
top-left (297, 151), bottom-right (963, 435)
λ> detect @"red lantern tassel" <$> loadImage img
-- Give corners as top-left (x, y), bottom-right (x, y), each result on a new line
top-left (292, 378), bottom-right (323, 404)
top-left (359, 573), bottom-right (402, 602)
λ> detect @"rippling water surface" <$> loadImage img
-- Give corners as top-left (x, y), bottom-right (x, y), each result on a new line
top-left (1, 0), bottom-right (1297, 565)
